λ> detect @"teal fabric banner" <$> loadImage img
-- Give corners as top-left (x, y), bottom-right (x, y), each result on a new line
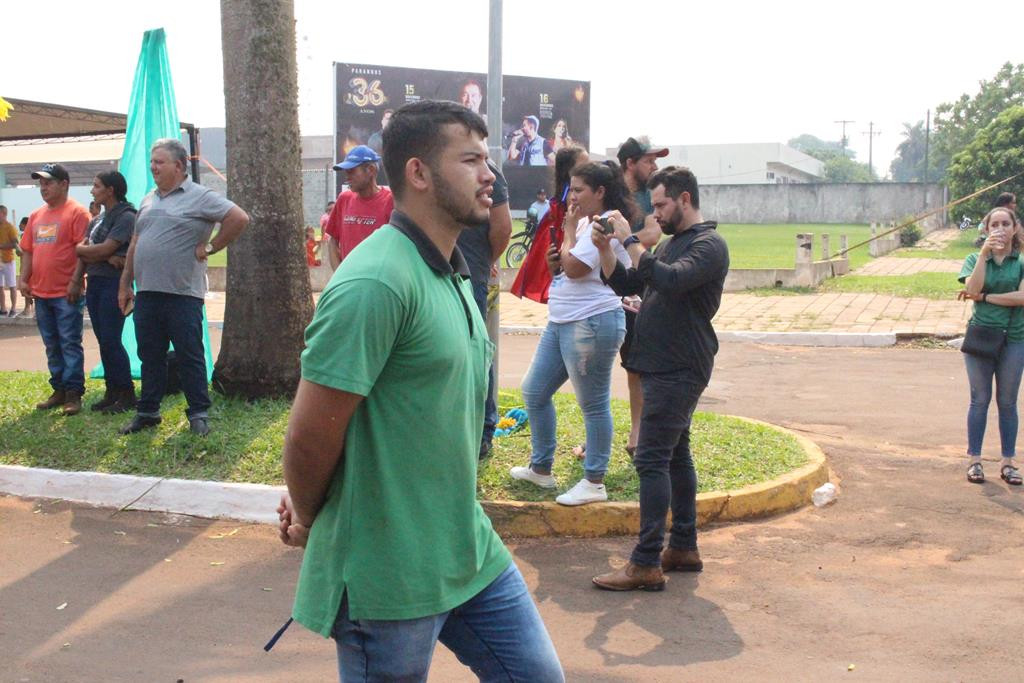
top-left (91, 28), bottom-right (214, 381)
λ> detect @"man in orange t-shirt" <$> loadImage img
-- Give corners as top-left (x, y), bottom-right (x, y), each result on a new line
top-left (0, 205), bottom-right (20, 316)
top-left (18, 163), bottom-right (91, 415)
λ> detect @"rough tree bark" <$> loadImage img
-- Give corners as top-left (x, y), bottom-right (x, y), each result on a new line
top-left (214, 0), bottom-right (313, 398)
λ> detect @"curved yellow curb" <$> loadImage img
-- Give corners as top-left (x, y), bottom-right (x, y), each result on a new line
top-left (481, 416), bottom-right (828, 538)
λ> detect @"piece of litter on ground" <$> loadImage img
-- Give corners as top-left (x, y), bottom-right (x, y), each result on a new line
top-left (848, 664), bottom-right (856, 671)
top-left (164, 558), bottom-right (173, 563)
top-left (147, 523), bottom-right (160, 527)
top-left (33, 509), bottom-right (41, 514)
top-left (61, 642), bottom-right (71, 649)
top-left (62, 540), bottom-right (72, 545)
top-left (113, 531), bottom-right (127, 536)
top-left (210, 561), bottom-right (225, 566)
top-left (261, 587), bottom-right (273, 592)
top-left (209, 528), bottom-right (241, 539)
top-left (56, 602), bottom-right (68, 610)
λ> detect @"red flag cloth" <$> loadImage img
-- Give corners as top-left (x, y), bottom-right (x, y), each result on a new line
top-left (510, 199), bottom-right (565, 303)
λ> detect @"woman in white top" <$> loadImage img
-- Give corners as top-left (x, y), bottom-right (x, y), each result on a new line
top-left (511, 162), bottom-right (636, 505)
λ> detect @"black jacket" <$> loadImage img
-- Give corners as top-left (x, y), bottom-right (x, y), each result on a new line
top-left (603, 221), bottom-right (729, 384)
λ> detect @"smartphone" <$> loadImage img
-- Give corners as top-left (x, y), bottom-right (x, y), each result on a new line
top-left (549, 223), bottom-right (558, 245)
top-left (596, 217), bottom-right (615, 235)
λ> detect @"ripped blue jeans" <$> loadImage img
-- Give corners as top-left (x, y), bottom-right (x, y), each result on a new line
top-left (521, 308), bottom-right (625, 479)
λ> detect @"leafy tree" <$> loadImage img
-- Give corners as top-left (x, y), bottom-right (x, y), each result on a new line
top-left (946, 105), bottom-right (1024, 218)
top-left (823, 156), bottom-right (876, 183)
top-left (890, 121), bottom-right (929, 182)
top-left (787, 134), bottom-right (852, 162)
top-left (933, 62), bottom-right (1024, 180)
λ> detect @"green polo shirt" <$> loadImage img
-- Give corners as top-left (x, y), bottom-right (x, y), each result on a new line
top-left (293, 211), bottom-right (510, 631)
top-left (959, 251), bottom-right (1024, 341)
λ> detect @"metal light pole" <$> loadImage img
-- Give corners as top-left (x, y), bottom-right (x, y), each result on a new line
top-left (486, 0), bottom-right (503, 406)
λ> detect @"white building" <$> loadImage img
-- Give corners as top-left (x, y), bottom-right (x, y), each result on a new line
top-left (606, 142), bottom-right (824, 185)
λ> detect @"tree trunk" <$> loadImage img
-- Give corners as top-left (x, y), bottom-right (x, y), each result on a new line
top-left (215, 0), bottom-right (313, 398)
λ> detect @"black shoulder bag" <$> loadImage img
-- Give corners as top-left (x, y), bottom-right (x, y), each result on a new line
top-left (962, 297), bottom-right (1021, 359)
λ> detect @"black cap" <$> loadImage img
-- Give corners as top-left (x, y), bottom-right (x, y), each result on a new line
top-left (616, 137), bottom-right (669, 166)
top-left (31, 163), bottom-right (70, 183)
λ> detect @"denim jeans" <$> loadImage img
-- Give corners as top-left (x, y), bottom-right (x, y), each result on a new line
top-left (631, 370), bottom-right (705, 567)
top-left (964, 341), bottom-right (1024, 457)
top-left (35, 296), bottom-right (85, 394)
top-left (85, 276), bottom-right (132, 390)
top-left (134, 291), bottom-right (210, 419)
top-left (471, 280), bottom-right (498, 445)
top-left (521, 308), bottom-right (625, 480)
top-left (331, 563), bottom-right (563, 683)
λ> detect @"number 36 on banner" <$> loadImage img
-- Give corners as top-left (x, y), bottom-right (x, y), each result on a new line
top-left (348, 78), bottom-right (386, 107)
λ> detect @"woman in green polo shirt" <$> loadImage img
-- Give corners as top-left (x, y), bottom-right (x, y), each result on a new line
top-left (959, 207), bottom-right (1024, 486)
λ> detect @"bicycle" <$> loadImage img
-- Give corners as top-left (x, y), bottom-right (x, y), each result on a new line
top-left (504, 213), bottom-right (539, 268)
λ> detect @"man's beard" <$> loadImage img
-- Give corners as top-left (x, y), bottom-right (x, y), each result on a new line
top-left (433, 165), bottom-right (488, 226)
top-left (659, 210), bottom-right (681, 235)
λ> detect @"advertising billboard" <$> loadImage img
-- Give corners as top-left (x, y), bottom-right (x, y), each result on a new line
top-left (334, 62), bottom-right (590, 208)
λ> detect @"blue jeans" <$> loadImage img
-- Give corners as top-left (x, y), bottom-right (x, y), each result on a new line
top-left (472, 280), bottom-right (498, 445)
top-left (85, 276), bottom-right (132, 390)
top-left (631, 370), bottom-right (705, 567)
top-left (331, 563), bottom-right (563, 683)
top-left (964, 341), bottom-right (1024, 457)
top-left (521, 308), bottom-right (625, 480)
top-left (134, 291), bottom-right (210, 419)
top-left (35, 296), bottom-right (85, 394)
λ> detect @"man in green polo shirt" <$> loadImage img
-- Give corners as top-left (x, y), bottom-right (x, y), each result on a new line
top-left (276, 100), bottom-right (563, 682)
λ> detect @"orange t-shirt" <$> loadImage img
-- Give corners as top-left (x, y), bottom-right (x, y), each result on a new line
top-left (0, 220), bottom-right (18, 263)
top-left (20, 199), bottom-right (90, 298)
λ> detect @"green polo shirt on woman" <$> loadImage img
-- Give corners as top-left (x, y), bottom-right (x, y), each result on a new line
top-left (292, 211), bottom-right (510, 632)
top-left (959, 251), bottom-right (1024, 341)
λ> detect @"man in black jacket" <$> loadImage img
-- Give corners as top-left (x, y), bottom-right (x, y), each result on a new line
top-left (589, 166), bottom-right (729, 591)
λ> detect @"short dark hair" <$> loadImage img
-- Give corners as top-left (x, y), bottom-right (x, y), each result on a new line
top-left (571, 161), bottom-right (638, 226)
top-left (96, 170), bottom-right (129, 203)
top-left (648, 165), bottom-right (700, 209)
top-left (19, 217), bottom-right (28, 227)
top-left (996, 192), bottom-right (1017, 208)
top-left (382, 100), bottom-right (488, 199)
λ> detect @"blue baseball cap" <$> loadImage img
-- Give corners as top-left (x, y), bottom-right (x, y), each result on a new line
top-left (334, 145), bottom-right (382, 170)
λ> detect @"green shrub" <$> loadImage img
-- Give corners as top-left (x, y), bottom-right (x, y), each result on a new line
top-left (899, 221), bottom-right (922, 247)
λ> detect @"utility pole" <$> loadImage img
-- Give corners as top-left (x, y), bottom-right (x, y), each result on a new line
top-left (863, 121), bottom-right (881, 179)
top-left (835, 119), bottom-right (854, 154)
top-left (486, 0), bottom-right (502, 408)
top-left (924, 109), bottom-right (930, 184)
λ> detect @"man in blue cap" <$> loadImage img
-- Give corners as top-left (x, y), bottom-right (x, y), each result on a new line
top-left (324, 145), bottom-right (394, 269)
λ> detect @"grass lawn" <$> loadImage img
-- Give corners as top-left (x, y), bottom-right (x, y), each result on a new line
top-left (819, 272), bottom-right (962, 299)
top-left (718, 224), bottom-right (874, 270)
top-left (893, 229), bottom-right (978, 262)
top-left (0, 374), bottom-right (807, 503)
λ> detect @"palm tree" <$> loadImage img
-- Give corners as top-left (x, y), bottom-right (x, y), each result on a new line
top-left (214, 0), bottom-right (314, 397)
top-left (890, 121), bottom-right (927, 182)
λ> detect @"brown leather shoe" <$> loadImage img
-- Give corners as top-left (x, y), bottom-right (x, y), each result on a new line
top-left (62, 390), bottom-right (83, 416)
top-left (592, 562), bottom-right (666, 591)
top-left (661, 547), bottom-right (703, 573)
top-left (36, 389), bottom-right (66, 410)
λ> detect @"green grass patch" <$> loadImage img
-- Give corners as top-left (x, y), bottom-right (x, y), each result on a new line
top-left (0, 374), bottom-right (807, 502)
top-left (718, 223), bottom-right (874, 270)
top-left (893, 229), bottom-right (978, 262)
top-left (819, 272), bottom-right (962, 299)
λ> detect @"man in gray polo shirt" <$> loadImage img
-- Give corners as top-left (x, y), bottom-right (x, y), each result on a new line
top-left (118, 138), bottom-right (250, 436)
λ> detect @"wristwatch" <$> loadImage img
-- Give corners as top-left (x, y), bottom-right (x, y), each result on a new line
top-left (205, 242), bottom-right (215, 255)
top-left (622, 235), bottom-right (641, 249)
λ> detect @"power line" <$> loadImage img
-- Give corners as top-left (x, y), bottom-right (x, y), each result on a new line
top-left (862, 121), bottom-right (882, 178)
top-left (834, 120), bottom-right (855, 154)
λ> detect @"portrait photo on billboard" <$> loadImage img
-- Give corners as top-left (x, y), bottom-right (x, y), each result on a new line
top-left (501, 76), bottom-right (589, 169)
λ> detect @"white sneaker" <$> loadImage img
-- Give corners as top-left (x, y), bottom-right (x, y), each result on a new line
top-left (509, 466), bottom-right (557, 489)
top-left (556, 479), bottom-right (608, 506)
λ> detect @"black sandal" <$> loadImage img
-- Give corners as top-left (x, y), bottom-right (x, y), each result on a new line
top-left (967, 462), bottom-right (985, 484)
top-left (1000, 465), bottom-right (1022, 486)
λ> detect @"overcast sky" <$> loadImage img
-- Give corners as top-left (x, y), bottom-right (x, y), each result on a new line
top-left (2, 0), bottom-right (1021, 177)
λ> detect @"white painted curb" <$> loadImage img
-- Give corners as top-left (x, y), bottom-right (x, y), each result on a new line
top-left (503, 325), bottom-right (897, 347)
top-left (0, 465), bottom-right (283, 523)
top-left (717, 331), bottom-right (897, 347)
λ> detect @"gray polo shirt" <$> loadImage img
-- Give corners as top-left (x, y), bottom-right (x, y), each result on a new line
top-left (134, 178), bottom-right (236, 299)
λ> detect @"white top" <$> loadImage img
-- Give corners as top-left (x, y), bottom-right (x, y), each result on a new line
top-left (547, 214), bottom-right (631, 323)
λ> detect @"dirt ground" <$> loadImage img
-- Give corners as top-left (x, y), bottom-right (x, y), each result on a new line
top-left (2, 330), bottom-right (1023, 681)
